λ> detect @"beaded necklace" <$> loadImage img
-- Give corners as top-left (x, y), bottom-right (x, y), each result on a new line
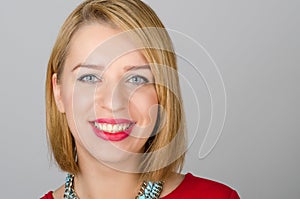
top-left (63, 173), bottom-right (164, 199)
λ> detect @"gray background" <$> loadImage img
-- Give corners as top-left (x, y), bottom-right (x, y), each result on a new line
top-left (0, 0), bottom-right (299, 198)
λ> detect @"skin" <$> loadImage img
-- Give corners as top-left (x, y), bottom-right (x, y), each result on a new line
top-left (52, 23), bottom-right (184, 199)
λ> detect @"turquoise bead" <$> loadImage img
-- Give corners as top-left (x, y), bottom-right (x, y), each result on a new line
top-left (64, 173), bottom-right (163, 199)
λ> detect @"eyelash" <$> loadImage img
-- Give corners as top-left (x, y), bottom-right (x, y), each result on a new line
top-left (77, 74), bottom-right (150, 85)
top-left (77, 74), bottom-right (102, 83)
top-left (127, 75), bottom-right (149, 85)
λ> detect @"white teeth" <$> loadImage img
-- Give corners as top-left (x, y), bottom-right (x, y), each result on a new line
top-left (113, 125), bottom-right (118, 132)
top-left (107, 124), bottom-right (112, 131)
top-left (118, 125), bottom-right (122, 131)
top-left (94, 122), bottom-right (131, 133)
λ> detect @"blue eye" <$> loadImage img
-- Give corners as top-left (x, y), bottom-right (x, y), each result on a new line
top-left (77, 74), bottom-right (101, 83)
top-left (127, 75), bottom-right (149, 85)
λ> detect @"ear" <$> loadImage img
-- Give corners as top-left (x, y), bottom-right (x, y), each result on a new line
top-left (52, 73), bottom-right (65, 113)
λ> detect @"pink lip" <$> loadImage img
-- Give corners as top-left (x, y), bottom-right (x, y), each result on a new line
top-left (90, 118), bottom-right (135, 142)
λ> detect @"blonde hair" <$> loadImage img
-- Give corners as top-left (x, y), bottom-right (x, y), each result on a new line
top-left (46, 0), bottom-right (187, 181)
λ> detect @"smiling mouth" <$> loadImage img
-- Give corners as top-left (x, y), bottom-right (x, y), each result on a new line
top-left (90, 118), bottom-right (135, 141)
top-left (92, 122), bottom-right (132, 133)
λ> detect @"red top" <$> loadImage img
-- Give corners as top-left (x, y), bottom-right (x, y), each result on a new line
top-left (40, 173), bottom-right (240, 199)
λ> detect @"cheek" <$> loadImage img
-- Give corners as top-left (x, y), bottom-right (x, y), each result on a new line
top-left (62, 80), bottom-right (95, 111)
top-left (60, 81), bottom-right (95, 134)
top-left (128, 86), bottom-right (158, 124)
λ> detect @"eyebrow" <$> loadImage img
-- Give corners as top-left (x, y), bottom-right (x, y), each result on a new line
top-left (72, 64), bottom-right (151, 72)
top-left (123, 64), bottom-right (151, 72)
top-left (71, 64), bottom-right (105, 71)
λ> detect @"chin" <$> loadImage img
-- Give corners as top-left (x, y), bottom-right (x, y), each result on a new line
top-left (93, 149), bottom-right (143, 172)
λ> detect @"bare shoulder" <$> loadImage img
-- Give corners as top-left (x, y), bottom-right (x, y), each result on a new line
top-left (160, 172), bottom-right (185, 197)
top-left (52, 185), bottom-right (64, 199)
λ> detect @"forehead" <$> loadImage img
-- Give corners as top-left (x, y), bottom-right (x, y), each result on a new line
top-left (65, 23), bottom-right (146, 69)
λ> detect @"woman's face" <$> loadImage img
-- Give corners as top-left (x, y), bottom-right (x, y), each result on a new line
top-left (52, 23), bottom-right (159, 169)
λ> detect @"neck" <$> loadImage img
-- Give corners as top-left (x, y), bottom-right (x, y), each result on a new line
top-left (74, 146), bottom-right (143, 199)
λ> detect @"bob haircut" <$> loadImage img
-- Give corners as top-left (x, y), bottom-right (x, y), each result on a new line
top-left (46, 0), bottom-right (187, 181)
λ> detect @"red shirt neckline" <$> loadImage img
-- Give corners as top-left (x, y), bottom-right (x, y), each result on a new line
top-left (41, 173), bottom-right (240, 199)
top-left (160, 173), bottom-right (192, 199)
top-left (42, 173), bottom-right (192, 199)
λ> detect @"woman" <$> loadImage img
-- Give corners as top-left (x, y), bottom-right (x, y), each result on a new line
top-left (42, 0), bottom-right (240, 198)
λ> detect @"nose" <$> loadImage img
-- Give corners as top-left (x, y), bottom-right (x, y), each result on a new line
top-left (94, 81), bottom-right (127, 113)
